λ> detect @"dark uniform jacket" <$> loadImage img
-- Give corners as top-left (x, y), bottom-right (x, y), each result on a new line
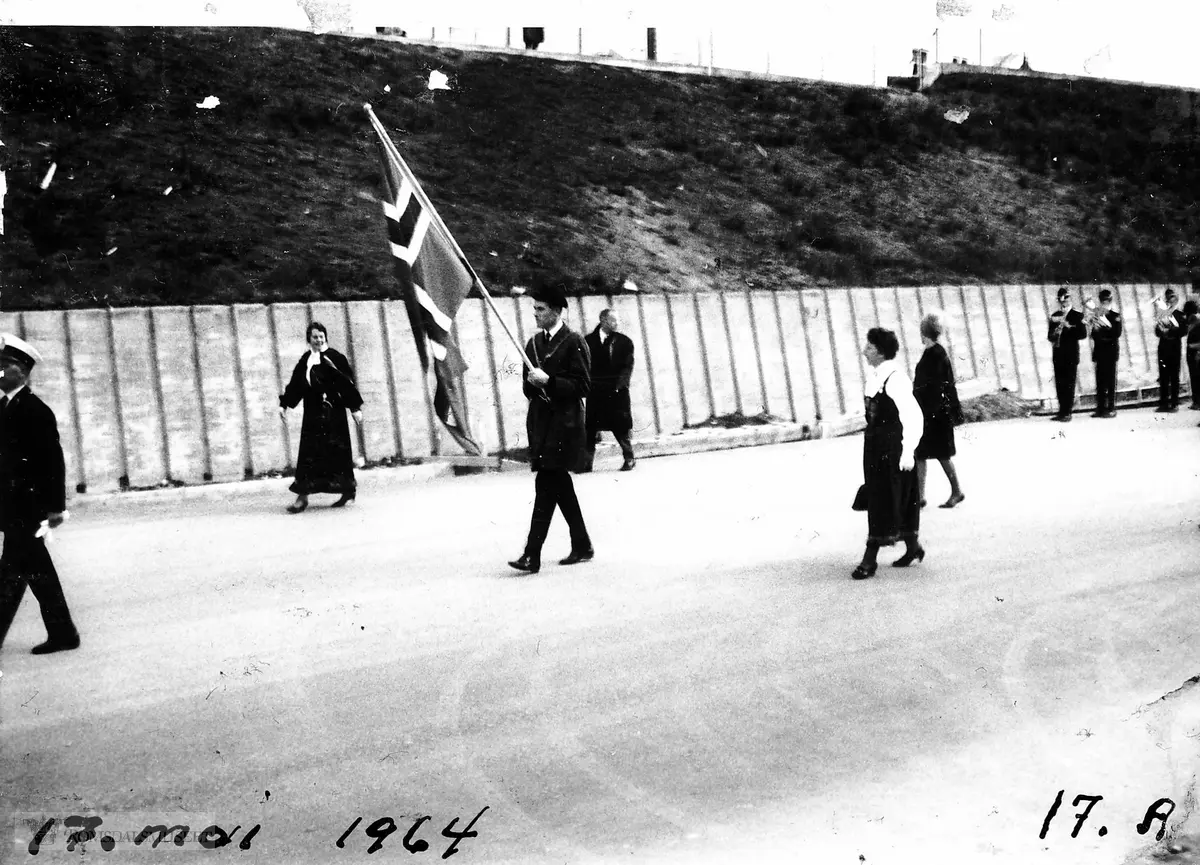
top-left (1048, 308), bottom-right (1087, 362)
top-left (0, 388), bottom-right (66, 533)
top-left (1090, 310), bottom-right (1123, 360)
top-left (583, 327), bottom-right (635, 434)
top-left (523, 325), bottom-right (591, 472)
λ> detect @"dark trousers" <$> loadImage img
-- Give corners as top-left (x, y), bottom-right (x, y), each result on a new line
top-left (1052, 354), bottom-right (1078, 416)
top-left (524, 469), bottom-right (591, 558)
top-left (1187, 347), bottom-right (1200, 408)
top-left (1158, 342), bottom-right (1182, 408)
top-left (1094, 353), bottom-right (1118, 413)
top-left (587, 429), bottom-right (634, 461)
top-left (0, 530), bottom-right (78, 649)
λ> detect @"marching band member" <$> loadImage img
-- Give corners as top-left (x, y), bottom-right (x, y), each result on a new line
top-left (1154, 288), bottom-right (1186, 412)
top-left (1047, 288), bottom-right (1087, 421)
top-left (1088, 289), bottom-right (1123, 418)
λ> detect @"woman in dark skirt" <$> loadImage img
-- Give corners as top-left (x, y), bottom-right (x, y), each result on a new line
top-left (279, 322), bottom-right (364, 513)
top-left (913, 313), bottom-right (966, 509)
top-left (854, 327), bottom-right (925, 580)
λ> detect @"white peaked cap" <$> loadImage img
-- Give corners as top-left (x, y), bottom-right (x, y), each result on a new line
top-left (0, 333), bottom-right (44, 367)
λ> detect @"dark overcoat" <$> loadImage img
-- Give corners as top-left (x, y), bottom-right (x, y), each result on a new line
top-left (0, 388), bottom-right (66, 533)
top-left (912, 342), bottom-right (961, 460)
top-left (583, 327), bottom-right (635, 435)
top-left (280, 347), bottom-right (363, 495)
top-left (524, 326), bottom-right (591, 472)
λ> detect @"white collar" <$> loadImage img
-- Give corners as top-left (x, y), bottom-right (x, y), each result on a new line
top-left (864, 358), bottom-right (899, 397)
top-left (544, 319), bottom-right (564, 339)
top-left (1, 384), bottom-right (25, 401)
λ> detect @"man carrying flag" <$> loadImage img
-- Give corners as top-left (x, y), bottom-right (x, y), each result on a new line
top-left (507, 282), bottom-right (595, 575)
top-left (366, 104), bottom-right (480, 456)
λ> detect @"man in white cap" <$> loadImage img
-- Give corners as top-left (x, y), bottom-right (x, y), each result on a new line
top-left (0, 333), bottom-right (80, 655)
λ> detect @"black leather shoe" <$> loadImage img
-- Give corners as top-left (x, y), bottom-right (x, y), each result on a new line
top-left (851, 563), bottom-right (877, 580)
top-left (560, 549), bottom-right (594, 565)
top-left (286, 499), bottom-right (309, 514)
top-left (893, 546), bottom-right (926, 567)
top-left (31, 634), bottom-right (81, 655)
top-left (331, 493), bottom-right (356, 508)
top-left (508, 555), bottom-right (540, 574)
top-left (620, 458), bottom-right (636, 471)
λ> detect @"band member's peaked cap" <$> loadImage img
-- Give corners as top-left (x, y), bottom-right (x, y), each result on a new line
top-left (0, 333), bottom-right (43, 368)
top-left (533, 283), bottom-right (569, 311)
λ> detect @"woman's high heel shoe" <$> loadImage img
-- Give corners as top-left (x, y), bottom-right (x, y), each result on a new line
top-left (892, 546), bottom-right (926, 567)
top-left (939, 492), bottom-right (965, 509)
top-left (331, 493), bottom-right (356, 508)
top-left (851, 563), bottom-right (878, 580)
top-left (286, 499), bottom-right (309, 514)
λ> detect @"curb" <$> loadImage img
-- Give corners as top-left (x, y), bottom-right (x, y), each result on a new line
top-left (70, 463), bottom-right (455, 512)
top-left (1031, 382), bottom-right (1195, 416)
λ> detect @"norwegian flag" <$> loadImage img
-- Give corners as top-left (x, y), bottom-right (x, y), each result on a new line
top-left (367, 106), bottom-right (481, 456)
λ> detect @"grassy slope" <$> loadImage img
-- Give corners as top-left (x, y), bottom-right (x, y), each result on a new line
top-left (1, 26), bottom-right (1198, 309)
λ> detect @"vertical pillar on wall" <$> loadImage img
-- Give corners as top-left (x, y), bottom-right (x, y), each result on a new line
top-left (1019, 289), bottom-right (1045, 394)
top-left (890, 287), bottom-right (913, 377)
top-left (188, 306), bottom-right (215, 481)
top-left (745, 289), bottom-right (770, 417)
top-left (664, 295), bottom-right (690, 426)
top-left (771, 292), bottom-right (797, 422)
top-left (824, 291), bottom-right (846, 416)
top-left (958, 285), bottom-right (980, 380)
top-left (62, 310), bottom-right (87, 493)
top-left (479, 302), bottom-right (507, 451)
top-left (1128, 284), bottom-right (1153, 374)
top-left (635, 292), bottom-right (662, 435)
top-left (146, 309), bottom-right (173, 482)
top-left (719, 291), bottom-right (743, 415)
top-left (798, 290), bottom-right (823, 420)
top-left (267, 305), bottom-right (293, 466)
top-left (979, 290), bottom-right (1004, 390)
top-left (998, 289), bottom-right (1024, 394)
top-left (847, 290), bottom-right (868, 388)
top-left (105, 308), bottom-right (131, 488)
top-left (1114, 285), bottom-right (1135, 368)
top-left (379, 302), bottom-right (405, 458)
top-left (341, 303), bottom-right (367, 459)
top-left (692, 291), bottom-right (716, 419)
top-left (228, 306), bottom-right (255, 478)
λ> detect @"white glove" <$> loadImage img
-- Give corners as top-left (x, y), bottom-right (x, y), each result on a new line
top-left (36, 510), bottom-right (70, 541)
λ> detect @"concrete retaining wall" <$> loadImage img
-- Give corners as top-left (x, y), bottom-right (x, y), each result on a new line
top-left (6, 285), bottom-right (1193, 493)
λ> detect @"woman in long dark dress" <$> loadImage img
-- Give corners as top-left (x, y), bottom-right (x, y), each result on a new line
top-left (913, 313), bottom-right (966, 509)
top-left (279, 322), bottom-right (364, 513)
top-left (854, 328), bottom-right (925, 580)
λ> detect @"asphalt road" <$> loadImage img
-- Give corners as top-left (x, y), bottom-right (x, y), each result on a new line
top-left (2, 408), bottom-right (1199, 865)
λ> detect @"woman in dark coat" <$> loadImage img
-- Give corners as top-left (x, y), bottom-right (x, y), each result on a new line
top-left (279, 322), bottom-right (364, 513)
top-left (854, 327), bottom-right (925, 580)
top-left (913, 313), bottom-right (966, 509)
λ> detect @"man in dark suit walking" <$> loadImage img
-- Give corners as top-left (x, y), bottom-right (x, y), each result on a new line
top-left (1089, 289), bottom-right (1123, 418)
top-left (582, 309), bottom-right (636, 472)
top-left (0, 334), bottom-right (80, 655)
top-left (1155, 288), bottom-right (1186, 412)
top-left (1047, 287), bottom-right (1087, 421)
top-left (508, 284), bottom-right (594, 574)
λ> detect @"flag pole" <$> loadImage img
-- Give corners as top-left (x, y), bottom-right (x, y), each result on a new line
top-left (364, 103), bottom-right (535, 373)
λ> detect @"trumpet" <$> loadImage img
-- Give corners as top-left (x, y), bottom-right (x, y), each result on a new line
top-left (1151, 295), bottom-right (1179, 331)
top-left (1051, 302), bottom-right (1078, 347)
